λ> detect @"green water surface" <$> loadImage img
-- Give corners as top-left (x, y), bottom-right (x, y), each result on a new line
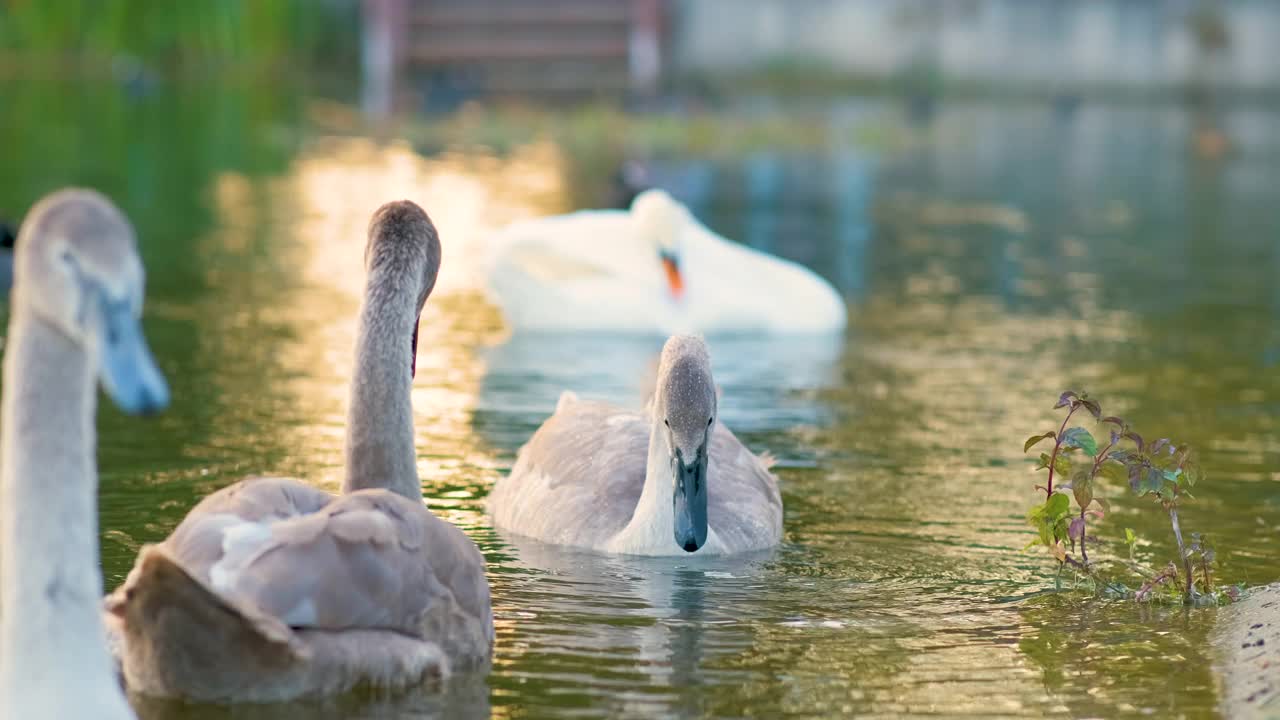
top-left (1, 77), bottom-right (1278, 719)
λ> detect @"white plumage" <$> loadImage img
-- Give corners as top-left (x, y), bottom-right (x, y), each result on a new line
top-left (486, 189), bottom-right (846, 334)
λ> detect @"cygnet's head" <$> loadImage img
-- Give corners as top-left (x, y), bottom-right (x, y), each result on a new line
top-left (631, 188), bottom-right (687, 300)
top-left (8, 188), bottom-right (168, 415)
top-left (365, 200), bottom-right (442, 378)
top-left (652, 334), bottom-right (717, 552)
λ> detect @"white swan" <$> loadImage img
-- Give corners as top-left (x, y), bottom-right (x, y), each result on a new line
top-left (488, 335), bottom-right (783, 556)
top-left (485, 189), bottom-right (846, 334)
top-left (105, 201), bottom-right (494, 702)
top-left (0, 189), bottom-right (170, 719)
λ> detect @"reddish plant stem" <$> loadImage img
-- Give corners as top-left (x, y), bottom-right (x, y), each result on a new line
top-left (1089, 439), bottom-right (1116, 477)
top-left (1062, 554), bottom-right (1087, 570)
top-left (1072, 438), bottom-right (1119, 569)
top-left (1136, 564), bottom-right (1179, 602)
top-left (1079, 509), bottom-right (1089, 565)
top-left (1045, 405), bottom-right (1080, 499)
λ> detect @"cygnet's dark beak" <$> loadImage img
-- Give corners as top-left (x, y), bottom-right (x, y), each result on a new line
top-left (672, 445), bottom-right (708, 552)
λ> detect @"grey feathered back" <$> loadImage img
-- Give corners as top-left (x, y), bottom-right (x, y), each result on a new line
top-left (489, 394), bottom-right (783, 553)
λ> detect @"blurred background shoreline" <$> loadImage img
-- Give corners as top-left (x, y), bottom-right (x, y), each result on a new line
top-left (2, 0), bottom-right (1275, 104)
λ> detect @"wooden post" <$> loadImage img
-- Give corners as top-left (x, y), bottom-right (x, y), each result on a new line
top-left (361, 0), bottom-right (407, 117)
top-left (629, 0), bottom-right (662, 96)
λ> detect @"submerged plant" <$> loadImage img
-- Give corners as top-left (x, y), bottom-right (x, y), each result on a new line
top-left (1022, 390), bottom-right (1233, 605)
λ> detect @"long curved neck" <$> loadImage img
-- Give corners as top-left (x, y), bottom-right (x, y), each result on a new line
top-left (0, 315), bottom-right (124, 709)
top-left (342, 269), bottom-right (421, 501)
top-left (613, 411), bottom-right (676, 552)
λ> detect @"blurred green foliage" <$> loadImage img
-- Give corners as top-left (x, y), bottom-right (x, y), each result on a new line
top-left (0, 71), bottom-right (313, 491)
top-left (0, 74), bottom-right (305, 296)
top-left (0, 0), bottom-right (355, 68)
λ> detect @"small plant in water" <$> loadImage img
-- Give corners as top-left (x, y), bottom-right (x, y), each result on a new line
top-left (1023, 390), bottom-right (1238, 605)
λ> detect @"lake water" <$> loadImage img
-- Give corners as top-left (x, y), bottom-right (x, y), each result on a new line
top-left (2, 78), bottom-right (1279, 719)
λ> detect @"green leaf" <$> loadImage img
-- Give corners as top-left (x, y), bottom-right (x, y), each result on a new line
top-left (1045, 492), bottom-right (1070, 518)
top-left (1142, 467), bottom-right (1165, 494)
top-left (1035, 452), bottom-right (1070, 476)
top-left (1027, 499), bottom-right (1056, 548)
top-left (1054, 454), bottom-right (1071, 477)
top-left (1124, 528), bottom-right (1137, 545)
top-left (1071, 470), bottom-right (1093, 509)
top-left (1060, 427), bottom-right (1098, 456)
top-left (1053, 515), bottom-right (1071, 542)
top-left (1024, 431), bottom-right (1056, 453)
top-left (1184, 460), bottom-right (1204, 487)
top-left (1098, 459), bottom-right (1128, 484)
top-left (1027, 492), bottom-right (1075, 551)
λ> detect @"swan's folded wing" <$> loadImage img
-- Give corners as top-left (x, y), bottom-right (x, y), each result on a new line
top-left (484, 210), bottom-right (629, 273)
top-left (160, 476), bottom-right (337, 584)
top-left (209, 489), bottom-right (493, 660)
top-left (502, 243), bottom-right (614, 285)
top-left (489, 399), bottom-right (648, 547)
top-left (708, 425), bottom-right (784, 551)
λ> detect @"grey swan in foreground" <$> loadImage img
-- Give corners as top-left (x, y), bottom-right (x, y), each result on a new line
top-left (488, 335), bottom-right (783, 556)
top-left (104, 201), bottom-right (493, 702)
top-left (0, 189), bottom-right (170, 719)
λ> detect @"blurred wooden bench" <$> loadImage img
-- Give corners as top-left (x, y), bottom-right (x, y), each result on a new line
top-left (400, 0), bottom-right (663, 98)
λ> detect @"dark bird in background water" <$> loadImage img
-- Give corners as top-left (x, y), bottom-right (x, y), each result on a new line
top-left (0, 219), bottom-right (15, 293)
top-left (610, 160), bottom-right (653, 208)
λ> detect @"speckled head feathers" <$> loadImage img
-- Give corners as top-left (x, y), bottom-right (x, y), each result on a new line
top-left (366, 200), bottom-right (442, 307)
top-left (655, 335), bottom-right (716, 450)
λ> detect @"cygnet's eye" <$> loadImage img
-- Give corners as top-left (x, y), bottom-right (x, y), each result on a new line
top-left (707, 417), bottom-right (714, 427)
top-left (664, 419), bottom-right (670, 428)
top-left (57, 250), bottom-right (90, 327)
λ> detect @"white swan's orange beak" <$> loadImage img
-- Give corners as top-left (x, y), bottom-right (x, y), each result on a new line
top-left (660, 252), bottom-right (684, 300)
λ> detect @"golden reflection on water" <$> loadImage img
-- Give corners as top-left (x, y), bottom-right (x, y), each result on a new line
top-left (194, 137), bottom-right (569, 509)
